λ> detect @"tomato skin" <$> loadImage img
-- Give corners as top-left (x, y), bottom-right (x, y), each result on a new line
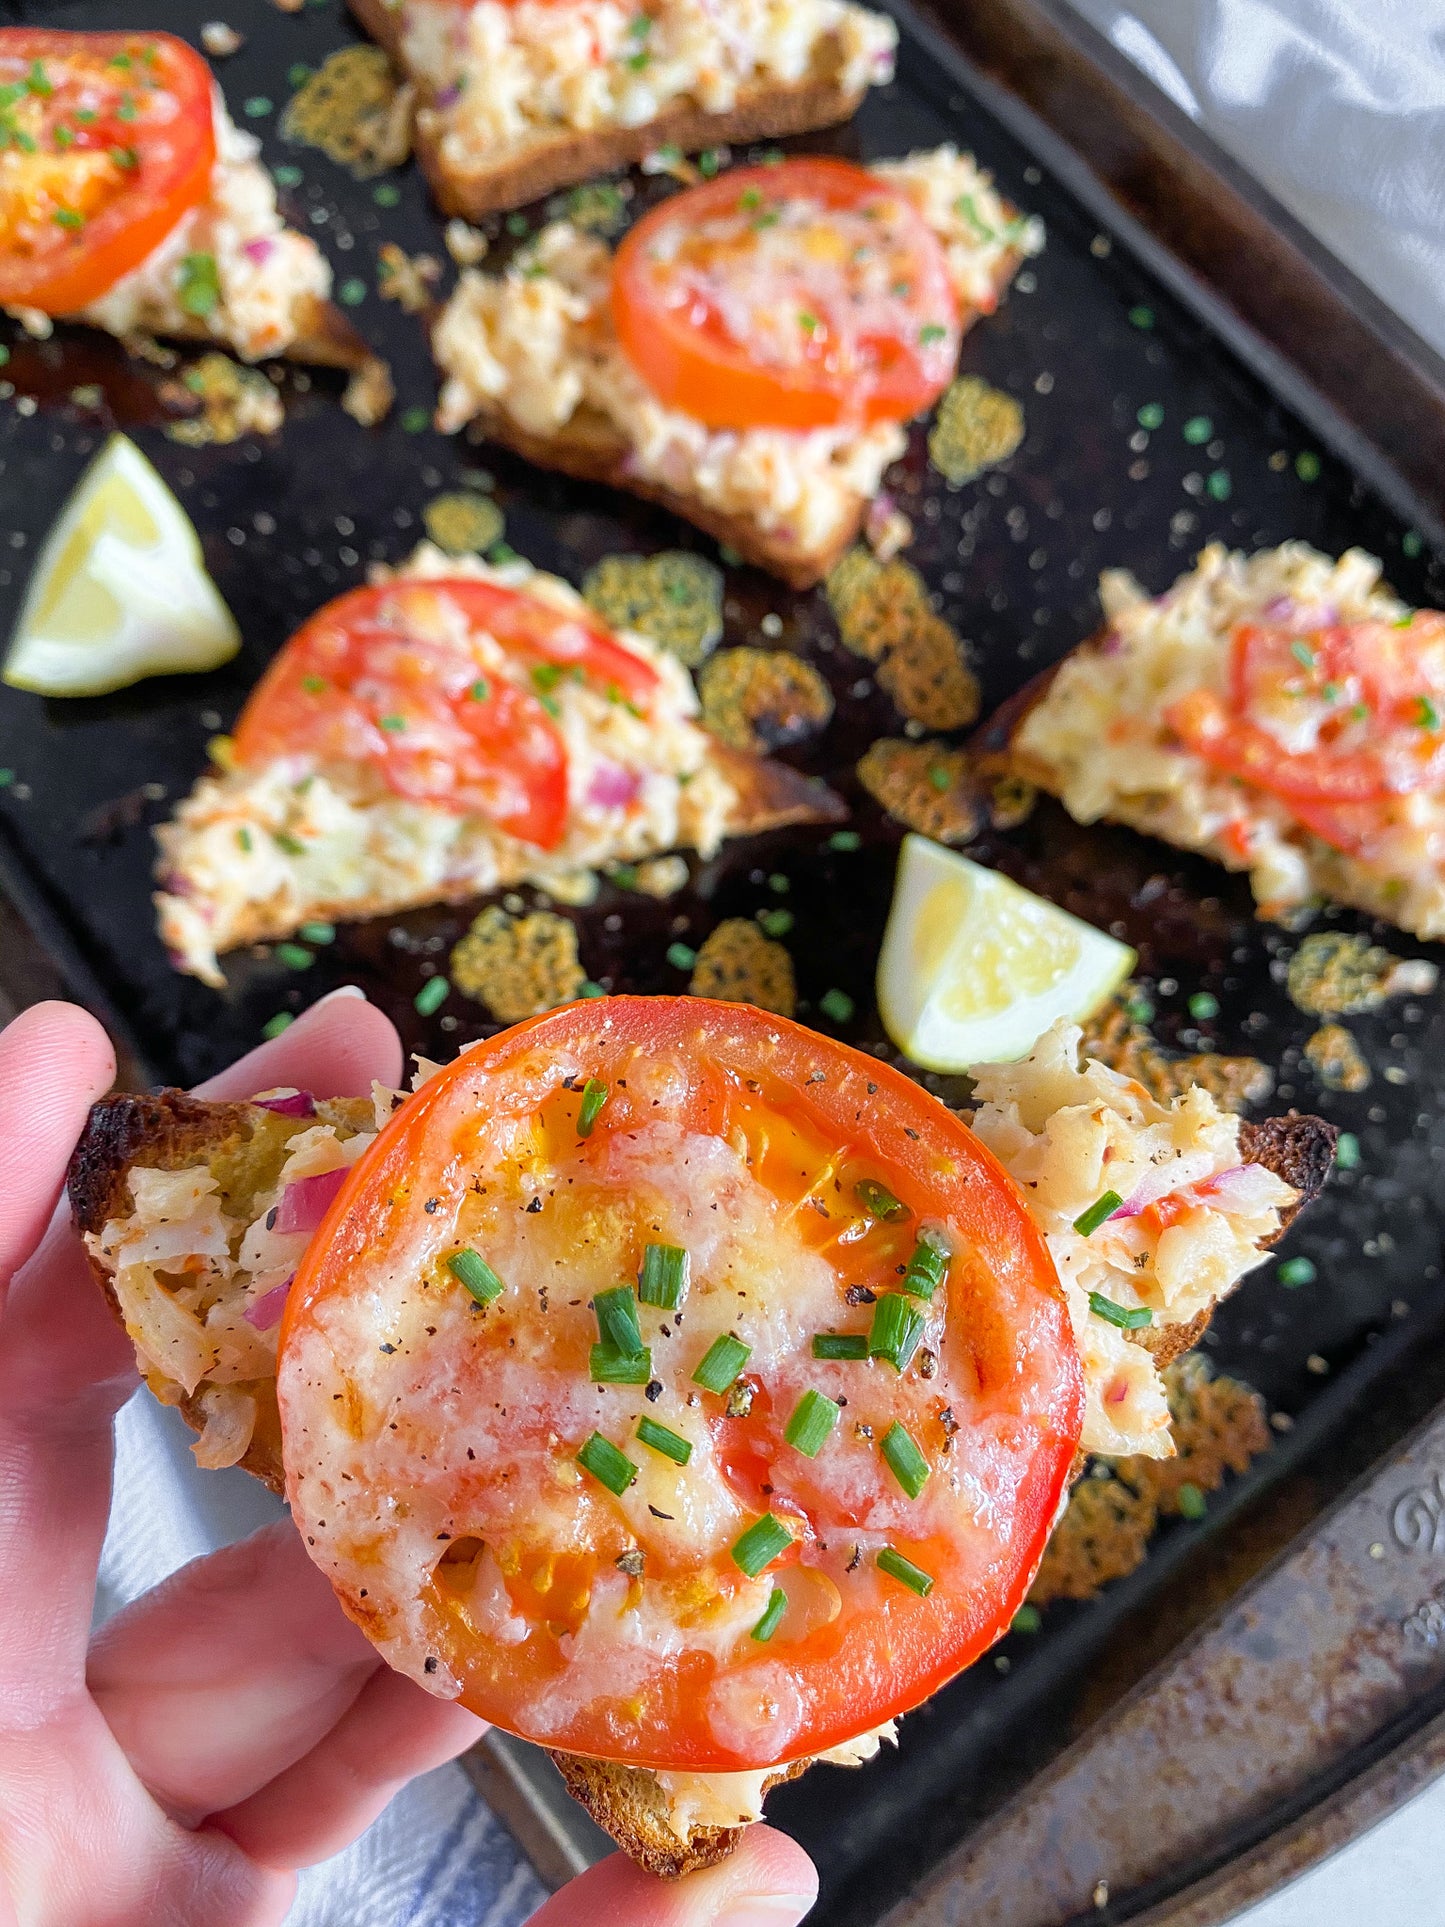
top-left (0, 30), bottom-right (217, 314)
top-left (234, 578), bottom-right (659, 850)
top-left (280, 997), bottom-right (1083, 1771)
top-left (613, 158), bottom-right (961, 433)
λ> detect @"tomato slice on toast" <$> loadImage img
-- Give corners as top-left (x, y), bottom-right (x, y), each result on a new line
top-left (278, 997), bottom-right (1082, 1771)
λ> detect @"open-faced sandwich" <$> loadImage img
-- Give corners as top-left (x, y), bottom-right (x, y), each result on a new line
top-left (351, 0), bottom-right (899, 219)
top-left (155, 543), bottom-right (842, 985)
top-left (432, 149), bottom-right (1040, 585)
top-left (1000, 541), bottom-right (1445, 939)
top-left (0, 27), bottom-right (387, 416)
top-left (68, 995), bottom-right (1333, 1874)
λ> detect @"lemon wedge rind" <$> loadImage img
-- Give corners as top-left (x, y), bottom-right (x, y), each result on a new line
top-left (877, 833), bottom-right (1136, 1071)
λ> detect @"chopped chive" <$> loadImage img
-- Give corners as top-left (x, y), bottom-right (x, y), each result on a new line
top-left (339, 277), bottom-right (367, 307)
top-left (1290, 638), bottom-right (1317, 670)
top-left (1188, 991), bottom-right (1219, 1020)
top-left (1295, 450), bottom-right (1322, 482)
top-left (1182, 415), bottom-right (1212, 444)
top-left (868, 1294), bottom-right (925, 1373)
top-left (828, 829), bottom-right (861, 852)
top-left (1278, 1255), bottom-right (1317, 1288)
top-left (1416, 696), bottom-right (1441, 730)
top-left (401, 406), bottom-right (432, 433)
top-left (1207, 469), bottom-right (1232, 501)
top-left (275, 942), bottom-right (314, 971)
top-left (1073, 1190), bottom-right (1123, 1237)
top-left (1011, 1604), bottom-right (1042, 1634)
top-left (902, 1228), bottom-right (949, 1301)
top-left (697, 148), bottom-right (721, 178)
top-left (1176, 1482), bottom-right (1207, 1520)
top-left (758, 908), bottom-right (793, 938)
top-left (590, 1344), bottom-right (653, 1385)
top-left (178, 251), bottom-right (220, 318)
top-left (594, 1285), bottom-right (644, 1355)
top-left (1128, 304), bottom-right (1154, 330)
top-left (274, 163), bottom-right (303, 187)
top-left (262, 1012), bottom-right (294, 1040)
top-left (798, 311), bottom-right (819, 334)
top-left (414, 975), bottom-right (449, 1016)
top-left (819, 988), bottom-right (855, 1024)
top-left (288, 61), bottom-right (313, 87)
top-left (637, 1416), bottom-right (692, 1465)
top-left (751, 1588), bottom-right (787, 1642)
top-left (1136, 402), bottom-right (1164, 430)
top-left (299, 920), bottom-right (335, 945)
top-left (693, 1332), bottom-right (751, 1394)
top-left (1335, 1131), bottom-right (1361, 1170)
top-left (854, 1178), bottom-right (910, 1222)
top-left (374, 182), bottom-right (401, 207)
top-left (731, 1513), bottom-right (793, 1578)
top-left (666, 941), bottom-right (697, 970)
top-left (274, 830), bottom-right (307, 857)
top-left (877, 1547), bottom-right (933, 1596)
top-left (301, 674), bottom-right (327, 693)
top-left (919, 322), bottom-right (948, 345)
top-left (812, 1332), bottom-right (869, 1361)
top-left (880, 1421), bottom-right (930, 1498)
top-left (505, 213), bottom-right (530, 237)
top-left (448, 1248), bottom-right (504, 1305)
top-left (243, 95), bottom-right (273, 117)
top-left (580, 981), bottom-right (606, 998)
top-left (577, 1431), bottom-right (636, 1494)
top-left (469, 677), bottom-right (490, 701)
top-left (1402, 531), bottom-right (1423, 559)
top-left (576, 1077), bottom-right (609, 1137)
top-left (379, 713), bottom-right (406, 731)
top-left (785, 1389), bottom-right (840, 1458)
top-left (638, 1242), bottom-right (689, 1309)
top-left (53, 208), bottom-right (83, 231)
top-left (1087, 1290), bottom-right (1152, 1330)
top-left (236, 827), bottom-right (253, 853)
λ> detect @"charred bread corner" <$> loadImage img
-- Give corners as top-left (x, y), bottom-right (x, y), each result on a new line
top-left (430, 148), bottom-right (1040, 587)
top-left (1004, 542), bottom-right (1445, 940)
top-left (68, 1003), bottom-right (1332, 1876)
top-left (350, 0), bottom-right (899, 221)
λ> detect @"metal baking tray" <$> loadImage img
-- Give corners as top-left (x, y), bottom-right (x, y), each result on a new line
top-left (1, 0), bottom-right (1444, 1920)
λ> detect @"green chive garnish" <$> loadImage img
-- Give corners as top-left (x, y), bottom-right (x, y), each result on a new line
top-left (1336, 1131), bottom-right (1361, 1169)
top-left (1087, 1290), bottom-right (1152, 1330)
top-left (379, 714), bottom-right (406, 732)
top-left (1188, 991), bottom-right (1219, 1020)
top-left (448, 1249), bottom-right (503, 1305)
top-left (1289, 639), bottom-right (1317, 670)
top-left (812, 1333), bottom-right (868, 1360)
top-left (1176, 1482), bottom-right (1207, 1520)
top-left (576, 1078), bottom-right (608, 1137)
top-left (1011, 1604), bottom-right (1042, 1634)
top-left (880, 1422), bottom-right (930, 1499)
top-left (877, 1547), bottom-right (933, 1596)
top-left (274, 830), bottom-right (307, 857)
top-left (751, 1589), bottom-right (787, 1642)
top-left (902, 1228), bottom-right (949, 1300)
top-left (299, 921), bottom-right (335, 945)
top-left (854, 1178), bottom-right (910, 1222)
top-left (275, 942), bottom-right (314, 970)
top-left (594, 1285), bottom-right (643, 1356)
top-left (590, 1345), bottom-right (653, 1385)
top-left (638, 1242), bottom-right (689, 1309)
top-left (828, 829), bottom-right (861, 852)
top-left (666, 941), bottom-right (696, 970)
top-left (693, 1333), bottom-right (751, 1394)
top-left (469, 678), bottom-right (490, 701)
top-left (784, 1389), bottom-right (840, 1458)
top-left (414, 975), bottom-right (449, 1016)
top-left (731, 1513), bottom-right (793, 1578)
top-left (577, 1432), bottom-right (636, 1494)
top-left (1073, 1191), bottom-right (1123, 1237)
top-left (262, 1012), bottom-right (294, 1040)
top-left (868, 1294), bottom-right (925, 1373)
top-left (1277, 1255), bottom-right (1317, 1288)
top-left (637, 1417), bottom-right (692, 1465)
top-left (1416, 696), bottom-right (1440, 730)
top-left (819, 988), bottom-right (855, 1024)
top-left (302, 674), bottom-right (327, 693)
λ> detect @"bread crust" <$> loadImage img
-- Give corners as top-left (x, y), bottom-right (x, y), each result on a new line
top-left (67, 1085), bottom-right (1334, 1874)
top-left (349, 0), bottom-right (868, 220)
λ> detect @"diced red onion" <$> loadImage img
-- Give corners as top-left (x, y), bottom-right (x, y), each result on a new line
top-left (1100, 630), bottom-right (1124, 656)
top-left (1262, 595), bottom-right (1296, 621)
top-left (243, 237), bottom-right (274, 265)
top-left (1114, 1150), bottom-right (1218, 1217)
top-left (275, 1165), bottom-right (349, 1235)
top-left (245, 1275), bottom-right (295, 1330)
top-left (585, 760), bottom-right (643, 810)
top-left (254, 1089), bottom-right (316, 1117)
top-left (435, 81), bottom-right (462, 109)
top-left (1195, 1163), bottom-right (1288, 1213)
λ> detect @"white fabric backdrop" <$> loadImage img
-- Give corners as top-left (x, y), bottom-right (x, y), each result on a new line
top-left (96, 6), bottom-right (1445, 1922)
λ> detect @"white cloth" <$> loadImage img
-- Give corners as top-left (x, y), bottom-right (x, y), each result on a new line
top-left (96, 1393), bottom-right (548, 1927)
top-left (1064, 0), bottom-right (1445, 358)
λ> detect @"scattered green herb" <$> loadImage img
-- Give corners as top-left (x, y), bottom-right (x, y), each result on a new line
top-left (693, 1332), bottom-right (751, 1394)
top-left (448, 1249), bottom-right (504, 1305)
top-left (577, 1432), bottom-right (635, 1495)
top-left (1074, 1191), bottom-right (1123, 1237)
top-left (414, 975), bottom-right (449, 1016)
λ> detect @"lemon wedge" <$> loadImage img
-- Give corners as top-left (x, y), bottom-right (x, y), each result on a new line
top-left (878, 833), bottom-right (1136, 1069)
top-left (3, 433), bottom-right (240, 697)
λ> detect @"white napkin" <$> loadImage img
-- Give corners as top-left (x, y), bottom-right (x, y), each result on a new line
top-left (1064, 0), bottom-right (1445, 358)
top-left (96, 1392), bottom-right (547, 1927)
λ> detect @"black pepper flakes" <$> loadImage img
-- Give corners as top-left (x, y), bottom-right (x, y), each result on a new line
top-left (918, 1348), bottom-right (938, 1379)
top-left (424, 1656), bottom-right (439, 1675)
top-left (846, 1285), bottom-right (877, 1306)
top-left (526, 1196), bottom-right (542, 1213)
top-left (726, 1378), bottom-right (757, 1418)
top-left (847, 1544), bottom-right (862, 1572)
top-left (645, 1379), bottom-right (664, 1401)
top-left (379, 1342), bottom-right (396, 1354)
top-left (616, 1548), bottom-right (645, 1577)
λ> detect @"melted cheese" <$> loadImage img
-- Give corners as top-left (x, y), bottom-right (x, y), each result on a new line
top-left (653, 1718), bottom-right (897, 1838)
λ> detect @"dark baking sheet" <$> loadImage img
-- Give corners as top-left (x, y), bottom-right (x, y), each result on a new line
top-left (1, 1), bottom-right (1444, 1921)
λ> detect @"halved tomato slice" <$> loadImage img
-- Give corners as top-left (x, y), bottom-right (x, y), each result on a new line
top-left (233, 578), bottom-right (660, 851)
top-left (0, 29), bottom-right (217, 315)
top-left (278, 997), bottom-right (1082, 1771)
top-left (612, 158), bottom-right (961, 433)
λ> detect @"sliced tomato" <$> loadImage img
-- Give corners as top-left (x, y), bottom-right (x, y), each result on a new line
top-left (0, 29), bottom-right (217, 315)
top-left (612, 158), bottom-right (961, 433)
top-left (278, 997), bottom-right (1082, 1771)
top-left (232, 578), bottom-right (660, 849)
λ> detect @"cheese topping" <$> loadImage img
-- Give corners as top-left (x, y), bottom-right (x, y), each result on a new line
top-left (969, 1020), bottom-right (1295, 1458)
top-left (1011, 542), bottom-right (1445, 940)
top-left (653, 1718), bottom-right (897, 1837)
top-left (154, 544), bottom-right (736, 985)
top-left (400, 0), bottom-right (897, 169)
top-left (431, 147), bottom-right (1042, 555)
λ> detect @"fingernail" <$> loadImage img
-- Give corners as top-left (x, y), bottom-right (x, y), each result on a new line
top-left (713, 1898), bottom-right (816, 1927)
top-left (311, 984), bottom-right (367, 1007)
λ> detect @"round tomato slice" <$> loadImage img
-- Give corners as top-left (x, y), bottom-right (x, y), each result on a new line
top-left (612, 158), bottom-right (961, 433)
top-left (278, 997), bottom-right (1082, 1771)
top-left (0, 29), bottom-right (217, 315)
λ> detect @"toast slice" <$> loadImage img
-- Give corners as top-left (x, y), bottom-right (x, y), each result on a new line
top-left (349, 0), bottom-right (895, 222)
top-left (430, 146), bottom-right (1037, 588)
top-left (68, 1025), bottom-right (1333, 1875)
top-left (995, 542), bottom-right (1445, 940)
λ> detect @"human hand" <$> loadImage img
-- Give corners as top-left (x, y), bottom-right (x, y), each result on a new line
top-left (0, 992), bottom-right (819, 1927)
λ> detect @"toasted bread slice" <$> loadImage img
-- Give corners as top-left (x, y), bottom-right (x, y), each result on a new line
top-left (68, 1045), bottom-right (1333, 1875)
top-left (350, 0), bottom-right (886, 222)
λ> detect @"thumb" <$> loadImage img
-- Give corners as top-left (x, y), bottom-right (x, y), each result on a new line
top-left (525, 1826), bottom-right (817, 1927)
